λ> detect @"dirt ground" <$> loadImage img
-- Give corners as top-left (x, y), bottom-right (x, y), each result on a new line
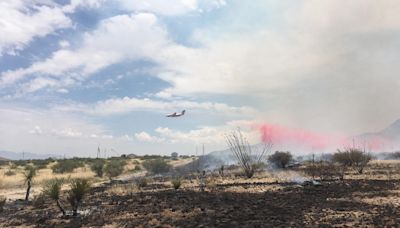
top-left (1, 160), bottom-right (400, 227)
top-left (1, 180), bottom-right (400, 227)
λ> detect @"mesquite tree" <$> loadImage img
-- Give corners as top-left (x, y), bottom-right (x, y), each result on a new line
top-left (226, 129), bottom-right (272, 178)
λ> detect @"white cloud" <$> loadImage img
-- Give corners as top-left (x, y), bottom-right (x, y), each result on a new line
top-left (55, 96), bottom-right (256, 117)
top-left (117, 0), bottom-right (225, 16)
top-left (0, 1), bottom-right (71, 55)
top-left (134, 131), bottom-right (163, 143)
top-left (1, 13), bottom-right (170, 91)
top-left (134, 122), bottom-right (261, 150)
top-left (62, 0), bottom-right (105, 13)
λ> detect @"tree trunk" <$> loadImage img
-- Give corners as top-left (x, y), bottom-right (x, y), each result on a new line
top-left (25, 181), bottom-right (31, 201)
top-left (56, 200), bottom-right (66, 215)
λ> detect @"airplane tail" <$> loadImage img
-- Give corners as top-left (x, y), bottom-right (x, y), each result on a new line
top-left (181, 110), bottom-right (186, 115)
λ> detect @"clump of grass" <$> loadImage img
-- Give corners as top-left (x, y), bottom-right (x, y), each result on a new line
top-left (4, 170), bottom-right (16, 176)
top-left (68, 178), bottom-right (91, 216)
top-left (171, 177), bottom-right (182, 190)
top-left (43, 178), bottom-right (65, 215)
top-left (23, 165), bottom-right (37, 201)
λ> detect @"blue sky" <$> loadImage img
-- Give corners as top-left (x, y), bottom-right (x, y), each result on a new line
top-left (1, 0), bottom-right (400, 156)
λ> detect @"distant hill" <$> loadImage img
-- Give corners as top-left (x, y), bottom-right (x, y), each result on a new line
top-left (0, 156), bottom-right (10, 161)
top-left (356, 119), bottom-right (400, 151)
top-left (0, 151), bottom-right (59, 160)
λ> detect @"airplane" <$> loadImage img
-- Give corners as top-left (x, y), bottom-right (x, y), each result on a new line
top-left (166, 110), bottom-right (186, 117)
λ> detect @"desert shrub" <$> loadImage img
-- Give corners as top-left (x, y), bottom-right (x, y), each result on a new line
top-left (268, 151), bottom-right (293, 169)
top-left (4, 169), bottom-right (16, 176)
top-left (132, 160), bottom-right (140, 165)
top-left (225, 129), bottom-right (272, 178)
top-left (171, 177), bottom-right (182, 190)
top-left (0, 196), bottom-right (5, 212)
top-left (304, 161), bottom-right (343, 181)
top-left (135, 177), bottom-right (148, 189)
top-left (104, 160), bottom-right (125, 179)
top-left (142, 155), bottom-right (163, 160)
top-left (68, 178), bottom-right (91, 216)
top-left (13, 160), bottom-right (29, 167)
top-left (32, 193), bottom-right (46, 209)
top-left (90, 159), bottom-right (105, 177)
top-left (142, 159), bottom-right (171, 174)
top-left (43, 178), bottom-right (66, 215)
top-left (31, 159), bottom-right (52, 169)
top-left (52, 159), bottom-right (84, 174)
top-left (23, 165), bottom-right (37, 201)
top-left (0, 160), bottom-right (8, 167)
top-left (333, 149), bottom-right (372, 174)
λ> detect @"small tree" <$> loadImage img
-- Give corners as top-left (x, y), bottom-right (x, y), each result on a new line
top-left (225, 129), bottom-right (272, 178)
top-left (43, 178), bottom-right (65, 215)
top-left (333, 148), bottom-right (372, 174)
top-left (104, 160), bottom-right (125, 179)
top-left (268, 151), bottom-right (293, 169)
top-left (23, 165), bottom-right (37, 201)
top-left (142, 159), bottom-right (171, 174)
top-left (90, 159), bottom-right (105, 177)
top-left (68, 179), bottom-right (91, 216)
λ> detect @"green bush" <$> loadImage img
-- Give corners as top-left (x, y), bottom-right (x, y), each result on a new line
top-left (13, 160), bottom-right (29, 167)
top-left (333, 149), bottom-right (372, 174)
top-left (68, 178), bottom-right (91, 216)
top-left (171, 177), bottom-right (182, 190)
top-left (104, 160), bottom-right (125, 179)
top-left (43, 178), bottom-right (65, 215)
top-left (268, 151), bottom-right (293, 169)
top-left (52, 159), bottom-right (84, 174)
top-left (90, 159), bottom-right (105, 177)
top-left (142, 159), bottom-right (171, 174)
top-left (31, 159), bottom-right (52, 169)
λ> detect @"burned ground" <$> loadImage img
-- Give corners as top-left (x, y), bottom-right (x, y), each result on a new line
top-left (1, 178), bottom-right (399, 227)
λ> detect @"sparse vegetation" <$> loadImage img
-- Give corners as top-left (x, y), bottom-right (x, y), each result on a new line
top-left (23, 165), bottom-right (37, 201)
top-left (68, 178), bottom-right (91, 216)
top-left (143, 159), bottom-right (171, 174)
top-left (52, 159), bottom-right (84, 174)
top-left (268, 151), bottom-right (293, 169)
top-left (4, 170), bottom-right (15, 176)
top-left (333, 148), bottom-right (372, 174)
top-left (32, 159), bottom-right (53, 169)
top-left (225, 129), bottom-right (272, 178)
top-left (43, 178), bottom-right (66, 215)
top-left (171, 177), bottom-right (182, 190)
top-left (104, 160), bottom-right (126, 179)
top-left (135, 177), bottom-right (148, 189)
top-left (90, 159), bottom-right (105, 177)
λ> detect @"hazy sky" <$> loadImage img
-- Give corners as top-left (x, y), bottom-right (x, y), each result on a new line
top-left (1, 0), bottom-right (400, 156)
